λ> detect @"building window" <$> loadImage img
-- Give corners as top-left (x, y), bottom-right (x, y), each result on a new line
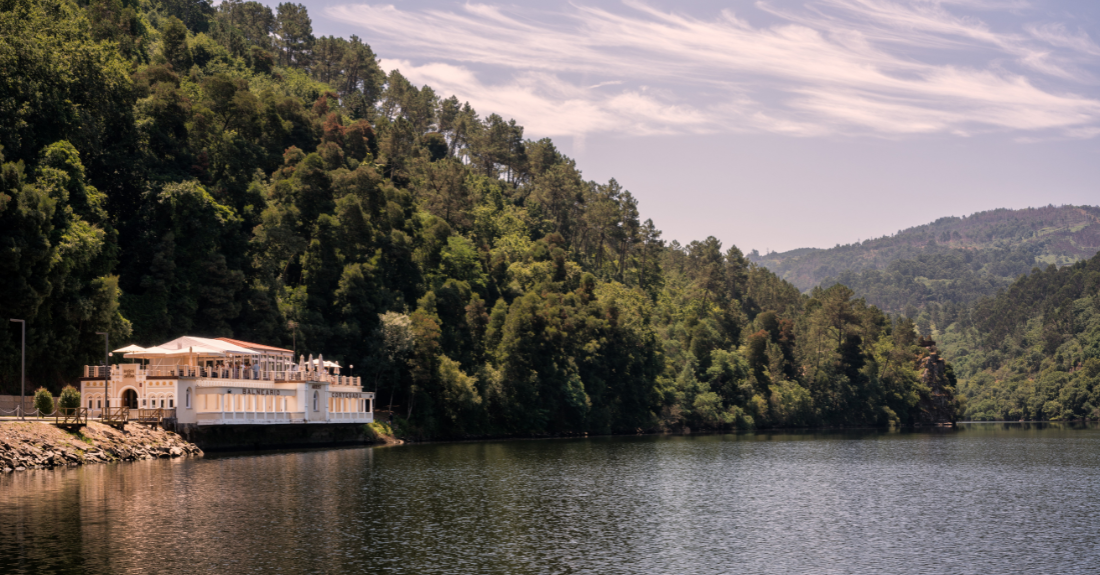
top-left (313, 391), bottom-right (319, 411)
top-left (97, 400), bottom-right (102, 409)
top-left (88, 400), bottom-right (93, 409)
top-left (169, 399), bottom-right (174, 408)
top-left (186, 389), bottom-right (191, 409)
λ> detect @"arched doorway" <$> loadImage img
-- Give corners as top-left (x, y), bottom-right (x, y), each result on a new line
top-left (122, 389), bottom-right (139, 409)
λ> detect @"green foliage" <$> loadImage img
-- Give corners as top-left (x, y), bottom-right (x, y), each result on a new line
top-left (0, 140), bottom-right (131, 387)
top-left (938, 254), bottom-right (1100, 421)
top-left (34, 387), bottom-right (54, 416)
top-left (752, 206), bottom-right (1100, 316)
top-left (58, 385), bottom-right (81, 411)
top-left (0, 0), bottom-right (142, 214)
top-left (366, 421), bottom-right (393, 439)
top-left (0, 0), bottom-right (958, 435)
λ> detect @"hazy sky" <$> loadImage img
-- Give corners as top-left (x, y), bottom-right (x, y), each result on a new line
top-left (287, 0), bottom-right (1100, 252)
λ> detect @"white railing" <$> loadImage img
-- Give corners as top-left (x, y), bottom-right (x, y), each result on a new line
top-left (328, 412), bottom-right (373, 423)
top-left (82, 365), bottom-right (362, 387)
top-left (192, 411), bottom-right (371, 425)
top-left (196, 380), bottom-right (275, 389)
top-left (196, 411), bottom-right (307, 425)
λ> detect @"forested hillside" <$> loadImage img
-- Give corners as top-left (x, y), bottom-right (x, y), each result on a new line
top-left (0, 0), bottom-right (958, 436)
top-left (939, 254), bottom-right (1100, 421)
top-left (749, 206), bottom-right (1100, 318)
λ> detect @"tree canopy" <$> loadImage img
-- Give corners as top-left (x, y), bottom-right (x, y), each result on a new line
top-left (0, 0), bottom-right (962, 436)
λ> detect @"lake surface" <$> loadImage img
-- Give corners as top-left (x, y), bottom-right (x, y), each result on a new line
top-left (1, 423), bottom-right (1098, 574)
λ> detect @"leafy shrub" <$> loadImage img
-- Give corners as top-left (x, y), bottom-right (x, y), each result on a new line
top-left (58, 386), bottom-right (81, 412)
top-left (33, 388), bottom-right (54, 416)
top-left (366, 421), bottom-right (393, 439)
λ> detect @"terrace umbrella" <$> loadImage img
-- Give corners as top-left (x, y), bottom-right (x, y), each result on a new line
top-left (113, 344), bottom-right (147, 364)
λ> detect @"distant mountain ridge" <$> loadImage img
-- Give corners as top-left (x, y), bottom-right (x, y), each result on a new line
top-left (748, 205), bottom-right (1100, 293)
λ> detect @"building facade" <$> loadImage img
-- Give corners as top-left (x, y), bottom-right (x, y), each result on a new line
top-left (79, 336), bottom-right (374, 425)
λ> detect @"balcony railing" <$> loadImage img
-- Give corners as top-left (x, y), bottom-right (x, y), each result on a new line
top-left (83, 365), bottom-right (111, 378)
top-left (196, 411), bottom-right (307, 424)
top-left (329, 412), bottom-right (374, 423)
top-left (83, 365), bottom-right (362, 387)
top-left (191, 411), bottom-right (371, 425)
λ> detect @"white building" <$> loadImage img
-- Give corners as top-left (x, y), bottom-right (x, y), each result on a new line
top-left (79, 336), bottom-right (373, 425)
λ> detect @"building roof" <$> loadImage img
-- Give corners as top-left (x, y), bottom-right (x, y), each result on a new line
top-left (215, 337), bottom-right (293, 355)
top-left (122, 336), bottom-right (259, 358)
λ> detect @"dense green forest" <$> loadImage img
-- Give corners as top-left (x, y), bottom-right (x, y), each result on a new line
top-left (750, 206), bottom-right (1100, 318)
top-left (0, 0), bottom-right (958, 435)
top-left (937, 254), bottom-right (1100, 421)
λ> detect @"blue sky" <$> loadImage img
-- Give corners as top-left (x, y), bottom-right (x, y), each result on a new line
top-left (287, 0), bottom-right (1100, 252)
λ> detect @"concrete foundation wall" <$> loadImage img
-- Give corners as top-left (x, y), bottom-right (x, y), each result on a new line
top-left (169, 421), bottom-right (378, 452)
top-left (0, 395), bottom-right (36, 415)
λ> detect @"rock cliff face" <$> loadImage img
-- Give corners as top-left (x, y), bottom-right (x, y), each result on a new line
top-left (0, 421), bottom-right (202, 472)
top-left (916, 346), bottom-right (958, 425)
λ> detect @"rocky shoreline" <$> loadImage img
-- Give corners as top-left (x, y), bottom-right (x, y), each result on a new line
top-left (0, 420), bottom-right (202, 472)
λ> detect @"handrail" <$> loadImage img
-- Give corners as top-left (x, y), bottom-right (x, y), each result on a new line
top-left (88, 365), bottom-right (362, 387)
top-left (135, 408), bottom-right (163, 424)
top-left (102, 406), bottom-right (129, 426)
top-left (55, 407), bottom-right (88, 427)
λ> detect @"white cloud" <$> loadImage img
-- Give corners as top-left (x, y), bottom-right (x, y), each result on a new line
top-left (380, 58), bottom-right (717, 137)
top-left (1027, 22), bottom-right (1100, 56)
top-left (330, 1), bottom-right (1100, 139)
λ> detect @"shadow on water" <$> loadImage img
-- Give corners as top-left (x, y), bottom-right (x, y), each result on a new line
top-left (205, 420), bottom-right (1099, 460)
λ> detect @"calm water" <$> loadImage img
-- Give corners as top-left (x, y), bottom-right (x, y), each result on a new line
top-left (1, 423), bottom-right (1099, 574)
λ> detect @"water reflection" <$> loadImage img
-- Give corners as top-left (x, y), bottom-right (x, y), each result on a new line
top-left (1, 423), bottom-right (1099, 574)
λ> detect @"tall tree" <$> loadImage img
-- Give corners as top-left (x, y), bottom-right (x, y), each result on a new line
top-left (274, 2), bottom-right (313, 68)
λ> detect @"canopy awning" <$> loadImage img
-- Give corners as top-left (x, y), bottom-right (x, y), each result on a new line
top-left (123, 336), bottom-right (260, 357)
top-left (112, 344), bottom-right (147, 354)
top-left (124, 345), bottom-right (227, 358)
top-left (171, 336), bottom-right (258, 355)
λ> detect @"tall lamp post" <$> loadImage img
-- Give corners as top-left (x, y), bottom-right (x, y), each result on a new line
top-left (287, 321), bottom-right (298, 356)
top-left (96, 331), bottom-right (109, 411)
top-left (10, 319), bottom-right (25, 420)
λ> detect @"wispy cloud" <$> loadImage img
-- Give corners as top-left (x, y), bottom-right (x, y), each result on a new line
top-left (1027, 22), bottom-right (1100, 56)
top-left (328, 1), bottom-right (1100, 139)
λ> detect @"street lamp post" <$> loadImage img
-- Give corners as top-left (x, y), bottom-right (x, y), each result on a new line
top-left (9, 319), bottom-right (25, 420)
top-left (96, 331), bottom-right (109, 412)
top-left (287, 321), bottom-right (298, 356)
